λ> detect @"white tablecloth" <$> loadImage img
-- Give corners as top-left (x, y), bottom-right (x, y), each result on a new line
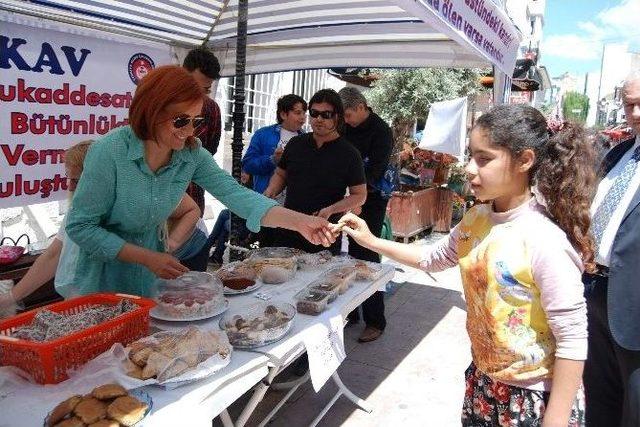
top-left (0, 263), bottom-right (394, 427)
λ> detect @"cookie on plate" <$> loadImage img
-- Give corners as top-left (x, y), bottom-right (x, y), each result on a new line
top-left (92, 383), bottom-right (127, 400)
top-left (53, 416), bottom-right (85, 427)
top-left (73, 397), bottom-right (108, 424)
top-left (88, 420), bottom-right (120, 427)
top-left (107, 395), bottom-right (148, 426)
top-left (48, 395), bottom-right (82, 426)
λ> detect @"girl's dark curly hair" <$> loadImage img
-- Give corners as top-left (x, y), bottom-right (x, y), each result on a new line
top-left (475, 104), bottom-right (597, 272)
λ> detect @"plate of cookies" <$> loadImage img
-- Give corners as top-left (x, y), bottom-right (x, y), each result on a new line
top-left (44, 383), bottom-right (152, 427)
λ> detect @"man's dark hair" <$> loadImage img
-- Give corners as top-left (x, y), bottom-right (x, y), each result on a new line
top-left (308, 89), bottom-right (345, 132)
top-left (276, 94), bottom-right (307, 124)
top-left (183, 47), bottom-right (221, 80)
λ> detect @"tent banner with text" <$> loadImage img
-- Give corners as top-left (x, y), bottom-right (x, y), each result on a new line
top-left (0, 20), bottom-right (173, 208)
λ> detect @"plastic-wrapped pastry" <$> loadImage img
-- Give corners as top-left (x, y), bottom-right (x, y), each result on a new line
top-left (125, 326), bottom-right (231, 383)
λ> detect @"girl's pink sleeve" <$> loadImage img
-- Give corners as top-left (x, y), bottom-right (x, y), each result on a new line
top-left (418, 225), bottom-right (460, 272)
top-left (530, 229), bottom-right (587, 361)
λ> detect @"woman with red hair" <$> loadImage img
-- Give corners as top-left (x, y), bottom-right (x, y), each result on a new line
top-left (65, 65), bottom-right (334, 296)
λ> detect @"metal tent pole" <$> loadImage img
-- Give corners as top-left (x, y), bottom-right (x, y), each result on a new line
top-left (229, 0), bottom-right (248, 261)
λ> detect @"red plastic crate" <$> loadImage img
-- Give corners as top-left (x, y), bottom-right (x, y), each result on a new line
top-left (0, 293), bottom-right (155, 384)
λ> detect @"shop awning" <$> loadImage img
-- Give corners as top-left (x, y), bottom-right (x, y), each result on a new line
top-left (1, 0), bottom-right (521, 77)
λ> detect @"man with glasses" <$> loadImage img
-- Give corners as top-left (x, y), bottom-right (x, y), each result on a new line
top-left (339, 86), bottom-right (393, 343)
top-left (264, 89), bottom-right (367, 254)
top-left (182, 47), bottom-right (223, 217)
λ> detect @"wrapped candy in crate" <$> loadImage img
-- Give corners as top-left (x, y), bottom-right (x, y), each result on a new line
top-left (0, 293), bottom-right (155, 384)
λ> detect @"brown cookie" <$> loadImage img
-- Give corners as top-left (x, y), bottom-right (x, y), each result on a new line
top-left (107, 395), bottom-right (148, 426)
top-left (73, 397), bottom-right (108, 424)
top-left (87, 420), bottom-right (119, 427)
top-left (53, 416), bottom-right (86, 427)
top-left (48, 395), bottom-right (83, 426)
top-left (130, 346), bottom-right (154, 367)
top-left (92, 383), bottom-right (127, 400)
top-left (126, 364), bottom-right (145, 380)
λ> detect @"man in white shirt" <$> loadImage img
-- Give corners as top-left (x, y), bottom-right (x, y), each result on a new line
top-left (583, 71), bottom-right (640, 427)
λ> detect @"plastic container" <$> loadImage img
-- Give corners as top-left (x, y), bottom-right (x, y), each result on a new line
top-left (297, 250), bottom-right (333, 270)
top-left (354, 260), bottom-right (384, 281)
top-left (247, 247), bottom-right (299, 284)
top-left (216, 261), bottom-right (257, 291)
top-left (307, 277), bottom-right (343, 300)
top-left (0, 293), bottom-right (155, 384)
top-left (325, 266), bottom-right (357, 290)
top-left (153, 271), bottom-right (226, 320)
top-left (294, 288), bottom-right (331, 315)
top-left (219, 302), bottom-right (295, 348)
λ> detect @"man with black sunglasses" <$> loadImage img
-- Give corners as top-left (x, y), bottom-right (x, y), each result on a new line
top-left (264, 89), bottom-right (367, 254)
top-left (339, 86), bottom-right (393, 343)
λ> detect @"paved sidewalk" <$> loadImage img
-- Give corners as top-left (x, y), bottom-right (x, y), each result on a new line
top-left (218, 233), bottom-right (472, 427)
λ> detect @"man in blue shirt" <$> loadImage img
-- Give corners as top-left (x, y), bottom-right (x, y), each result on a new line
top-left (242, 94), bottom-right (307, 247)
top-left (242, 94), bottom-right (307, 194)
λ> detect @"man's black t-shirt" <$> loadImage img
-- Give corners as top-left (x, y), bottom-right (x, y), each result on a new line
top-left (278, 133), bottom-right (365, 216)
top-left (343, 109), bottom-right (393, 191)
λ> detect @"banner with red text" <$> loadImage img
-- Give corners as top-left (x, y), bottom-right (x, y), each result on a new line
top-left (0, 20), bottom-right (173, 208)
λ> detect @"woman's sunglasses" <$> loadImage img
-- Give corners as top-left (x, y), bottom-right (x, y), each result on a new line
top-left (172, 115), bottom-right (206, 129)
top-left (309, 109), bottom-right (336, 119)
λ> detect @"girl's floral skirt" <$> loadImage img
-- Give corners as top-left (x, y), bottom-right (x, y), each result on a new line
top-left (462, 363), bottom-right (585, 426)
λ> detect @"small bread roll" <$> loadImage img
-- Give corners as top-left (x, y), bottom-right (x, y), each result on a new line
top-left (107, 395), bottom-right (148, 426)
top-left (92, 384), bottom-right (127, 400)
top-left (73, 397), bottom-right (108, 424)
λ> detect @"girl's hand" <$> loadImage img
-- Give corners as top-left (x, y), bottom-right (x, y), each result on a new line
top-left (144, 252), bottom-right (189, 279)
top-left (294, 214), bottom-right (336, 247)
top-left (338, 213), bottom-right (375, 247)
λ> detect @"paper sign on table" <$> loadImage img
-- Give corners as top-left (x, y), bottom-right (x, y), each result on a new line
top-left (302, 314), bottom-right (346, 392)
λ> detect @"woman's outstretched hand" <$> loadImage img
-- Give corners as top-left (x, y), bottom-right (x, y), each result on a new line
top-left (294, 214), bottom-right (337, 247)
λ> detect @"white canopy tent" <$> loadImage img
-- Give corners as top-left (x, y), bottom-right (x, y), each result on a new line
top-left (1, 0), bottom-right (520, 248)
top-left (1, 0), bottom-right (521, 83)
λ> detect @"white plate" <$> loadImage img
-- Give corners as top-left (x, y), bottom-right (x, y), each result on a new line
top-left (223, 280), bottom-right (264, 295)
top-left (150, 299), bottom-right (229, 322)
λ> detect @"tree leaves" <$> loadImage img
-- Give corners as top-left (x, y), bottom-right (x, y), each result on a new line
top-left (367, 68), bottom-right (487, 122)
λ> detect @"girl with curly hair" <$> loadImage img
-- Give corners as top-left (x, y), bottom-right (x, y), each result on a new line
top-left (338, 104), bottom-right (596, 426)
